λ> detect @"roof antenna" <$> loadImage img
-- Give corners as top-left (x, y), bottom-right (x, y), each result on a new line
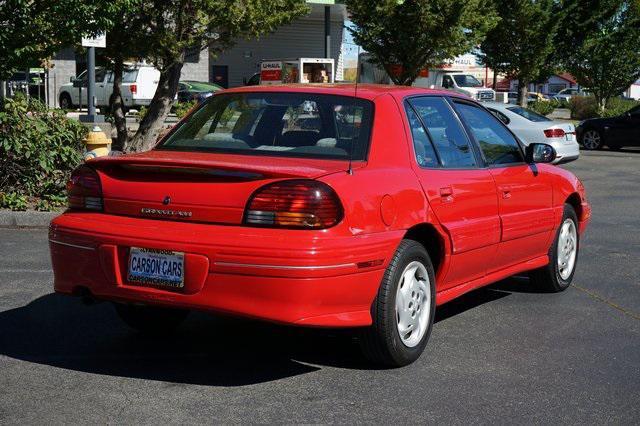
top-left (347, 44), bottom-right (361, 176)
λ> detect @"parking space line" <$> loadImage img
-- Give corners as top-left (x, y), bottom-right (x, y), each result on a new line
top-left (573, 283), bottom-right (640, 321)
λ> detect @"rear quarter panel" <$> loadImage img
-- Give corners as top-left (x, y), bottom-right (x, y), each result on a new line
top-left (320, 93), bottom-right (432, 236)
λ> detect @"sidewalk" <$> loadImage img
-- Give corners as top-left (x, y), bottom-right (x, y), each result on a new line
top-left (0, 210), bottom-right (60, 228)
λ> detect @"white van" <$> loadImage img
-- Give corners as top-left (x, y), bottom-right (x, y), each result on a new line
top-left (58, 65), bottom-right (160, 111)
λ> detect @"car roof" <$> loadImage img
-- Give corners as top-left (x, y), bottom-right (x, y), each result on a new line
top-left (221, 83), bottom-right (471, 102)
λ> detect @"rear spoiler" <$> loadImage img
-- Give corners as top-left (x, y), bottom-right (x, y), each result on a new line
top-left (87, 151), bottom-right (347, 179)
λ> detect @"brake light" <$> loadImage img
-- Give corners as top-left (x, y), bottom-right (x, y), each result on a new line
top-left (544, 128), bottom-right (565, 138)
top-left (244, 180), bottom-right (343, 229)
top-left (130, 84), bottom-right (137, 95)
top-left (67, 165), bottom-right (103, 211)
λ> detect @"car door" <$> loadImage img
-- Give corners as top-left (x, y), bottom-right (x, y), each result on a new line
top-left (405, 96), bottom-right (501, 290)
top-left (452, 99), bottom-right (555, 271)
top-left (96, 70), bottom-right (111, 107)
top-left (608, 105), bottom-right (640, 147)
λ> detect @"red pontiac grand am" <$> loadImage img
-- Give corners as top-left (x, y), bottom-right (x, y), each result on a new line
top-left (49, 84), bottom-right (590, 367)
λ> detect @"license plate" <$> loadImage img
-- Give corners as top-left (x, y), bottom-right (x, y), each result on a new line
top-left (128, 247), bottom-right (184, 288)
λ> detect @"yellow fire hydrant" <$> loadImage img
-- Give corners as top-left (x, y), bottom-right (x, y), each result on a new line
top-left (83, 126), bottom-right (111, 161)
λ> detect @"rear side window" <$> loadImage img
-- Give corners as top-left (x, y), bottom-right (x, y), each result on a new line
top-left (407, 97), bottom-right (476, 168)
top-left (159, 93), bottom-right (373, 160)
top-left (405, 106), bottom-right (439, 167)
top-left (454, 102), bottom-right (524, 165)
top-left (506, 106), bottom-right (551, 122)
top-left (488, 108), bottom-right (510, 125)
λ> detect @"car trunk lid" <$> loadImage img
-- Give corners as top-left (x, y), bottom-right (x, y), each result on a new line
top-left (90, 150), bottom-right (352, 224)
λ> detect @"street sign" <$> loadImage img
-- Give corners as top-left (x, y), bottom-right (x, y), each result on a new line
top-left (82, 33), bottom-right (106, 48)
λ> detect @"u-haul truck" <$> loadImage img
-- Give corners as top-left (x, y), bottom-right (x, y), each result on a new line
top-left (358, 53), bottom-right (496, 101)
top-left (260, 58), bottom-right (335, 85)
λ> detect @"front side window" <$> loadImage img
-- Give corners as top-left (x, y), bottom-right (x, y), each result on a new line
top-left (407, 97), bottom-right (476, 168)
top-left (453, 74), bottom-right (483, 88)
top-left (454, 102), bottom-right (524, 165)
top-left (160, 93), bottom-right (373, 160)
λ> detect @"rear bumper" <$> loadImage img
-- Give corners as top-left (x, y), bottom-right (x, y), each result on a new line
top-left (550, 141), bottom-right (580, 163)
top-left (49, 212), bottom-right (402, 327)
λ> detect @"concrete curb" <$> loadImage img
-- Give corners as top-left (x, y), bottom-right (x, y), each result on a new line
top-left (0, 210), bottom-right (61, 228)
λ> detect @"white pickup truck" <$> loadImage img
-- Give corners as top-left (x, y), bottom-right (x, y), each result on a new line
top-left (58, 65), bottom-right (160, 111)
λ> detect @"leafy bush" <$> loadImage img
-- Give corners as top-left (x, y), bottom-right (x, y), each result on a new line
top-left (548, 98), bottom-right (567, 109)
top-left (569, 96), bottom-right (640, 119)
top-left (601, 97), bottom-right (640, 118)
top-left (528, 101), bottom-right (555, 116)
top-left (0, 192), bottom-right (28, 211)
top-left (173, 101), bottom-right (197, 119)
top-left (0, 94), bottom-right (86, 209)
top-left (569, 96), bottom-right (600, 120)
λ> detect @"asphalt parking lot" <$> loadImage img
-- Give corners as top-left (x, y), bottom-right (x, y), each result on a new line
top-left (1, 149), bottom-right (639, 424)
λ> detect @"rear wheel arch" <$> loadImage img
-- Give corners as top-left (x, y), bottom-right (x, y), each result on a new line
top-left (403, 223), bottom-right (445, 276)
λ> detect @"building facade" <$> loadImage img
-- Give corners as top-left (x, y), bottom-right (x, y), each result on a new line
top-left (45, 1), bottom-right (346, 108)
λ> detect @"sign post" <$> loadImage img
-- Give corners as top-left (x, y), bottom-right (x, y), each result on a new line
top-left (79, 33), bottom-right (106, 123)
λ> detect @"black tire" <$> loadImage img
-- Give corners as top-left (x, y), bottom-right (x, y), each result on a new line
top-left (113, 303), bottom-right (189, 334)
top-left (59, 92), bottom-right (73, 110)
top-left (360, 239), bottom-right (436, 367)
top-left (529, 204), bottom-right (580, 292)
top-left (581, 129), bottom-right (603, 150)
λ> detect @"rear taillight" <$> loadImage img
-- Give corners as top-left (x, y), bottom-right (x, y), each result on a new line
top-left (130, 84), bottom-right (137, 95)
top-left (244, 180), bottom-right (343, 229)
top-left (544, 128), bottom-right (565, 138)
top-left (67, 165), bottom-right (103, 211)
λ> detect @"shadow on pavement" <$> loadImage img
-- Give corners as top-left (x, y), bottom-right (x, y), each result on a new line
top-left (0, 276), bottom-right (538, 385)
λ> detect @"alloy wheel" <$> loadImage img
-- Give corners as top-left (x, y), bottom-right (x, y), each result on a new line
top-left (582, 130), bottom-right (601, 150)
top-left (557, 219), bottom-right (578, 280)
top-left (395, 261), bottom-right (431, 348)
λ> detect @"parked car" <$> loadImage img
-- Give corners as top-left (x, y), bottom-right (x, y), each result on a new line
top-left (485, 102), bottom-right (579, 164)
top-left (58, 65), bottom-right (160, 111)
top-left (177, 81), bottom-right (223, 103)
top-left (50, 85), bottom-right (590, 367)
top-left (552, 88), bottom-right (584, 102)
top-left (243, 72), bottom-right (261, 86)
top-left (577, 104), bottom-right (640, 150)
top-left (507, 91), bottom-right (548, 104)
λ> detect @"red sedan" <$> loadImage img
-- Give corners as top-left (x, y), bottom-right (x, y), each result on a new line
top-left (50, 85), bottom-right (590, 367)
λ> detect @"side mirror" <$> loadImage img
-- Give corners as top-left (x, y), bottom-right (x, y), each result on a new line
top-left (72, 78), bottom-right (82, 88)
top-left (526, 143), bottom-right (557, 164)
top-left (70, 76), bottom-right (74, 83)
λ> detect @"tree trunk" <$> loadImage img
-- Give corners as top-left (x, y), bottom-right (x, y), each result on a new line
top-left (492, 72), bottom-right (497, 91)
top-left (128, 60), bottom-right (184, 152)
top-left (518, 80), bottom-right (529, 107)
top-left (110, 58), bottom-right (128, 152)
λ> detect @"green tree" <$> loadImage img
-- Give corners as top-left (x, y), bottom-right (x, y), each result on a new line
top-left (557, 0), bottom-right (640, 110)
top-left (0, 1), bottom-right (117, 82)
top-left (345, 0), bottom-right (498, 86)
top-left (127, 0), bottom-right (309, 152)
top-left (478, 0), bottom-right (563, 107)
top-left (100, 0), bottom-right (147, 151)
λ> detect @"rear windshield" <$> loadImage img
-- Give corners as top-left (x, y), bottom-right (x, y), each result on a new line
top-left (159, 93), bottom-right (374, 160)
top-left (506, 106), bottom-right (552, 122)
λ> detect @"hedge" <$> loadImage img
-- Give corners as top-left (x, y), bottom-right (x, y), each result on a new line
top-left (0, 94), bottom-right (86, 210)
